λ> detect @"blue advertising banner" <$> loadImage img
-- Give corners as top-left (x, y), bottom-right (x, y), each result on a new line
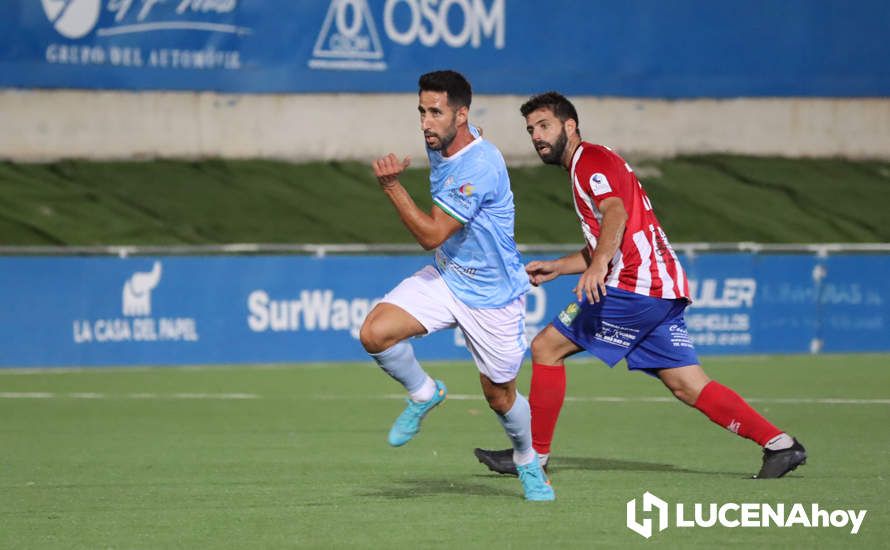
top-left (818, 255), bottom-right (890, 353)
top-left (683, 254), bottom-right (821, 355)
top-left (0, 252), bottom-right (887, 368)
top-left (1, 1), bottom-right (888, 96)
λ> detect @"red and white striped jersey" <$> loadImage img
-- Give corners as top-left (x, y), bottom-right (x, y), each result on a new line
top-left (570, 142), bottom-right (689, 300)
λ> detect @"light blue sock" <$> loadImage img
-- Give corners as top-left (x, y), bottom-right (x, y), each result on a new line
top-left (370, 340), bottom-right (429, 395)
top-left (496, 392), bottom-right (535, 466)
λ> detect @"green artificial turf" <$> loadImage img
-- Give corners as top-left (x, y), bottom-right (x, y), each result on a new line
top-left (1, 353), bottom-right (887, 548)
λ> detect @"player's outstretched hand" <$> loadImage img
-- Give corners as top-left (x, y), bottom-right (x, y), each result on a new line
top-left (372, 154), bottom-right (411, 188)
top-left (526, 260), bottom-right (560, 286)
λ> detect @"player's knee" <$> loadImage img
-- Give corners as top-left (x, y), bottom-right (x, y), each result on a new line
top-left (669, 380), bottom-right (708, 406)
top-left (530, 332), bottom-right (557, 363)
top-left (359, 319), bottom-right (389, 354)
top-left (671, 387), bottom-right (698, 406)
top-left (661, 366), bottom-right (709, 406)
top-left (485, 393), bottom-right (512, 415)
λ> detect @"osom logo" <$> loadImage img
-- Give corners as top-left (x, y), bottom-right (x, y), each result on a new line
top-left (309, 0), bottom-right (505, 71)
top-left (309, 0), bottom-right (387, 71)
top-left (41, 0), bottom-right (102, 39)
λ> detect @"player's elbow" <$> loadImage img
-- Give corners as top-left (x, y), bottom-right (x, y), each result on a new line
top-left (418, 237), bottom-right (441, 251)
top-left (418, 230), bottom-right (448, 250)
top-left (416, 215), bottom-right (461, 250)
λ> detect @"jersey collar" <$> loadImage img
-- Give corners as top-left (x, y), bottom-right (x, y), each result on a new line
top-left (570, 141), bottom-right (585, 175)
top-left (438, 135), bottom-right (483, 163)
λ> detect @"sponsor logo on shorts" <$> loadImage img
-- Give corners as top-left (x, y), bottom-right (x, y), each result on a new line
top-left (668, 324), bottom-right (695, 348)
top-left (594, 320), bottom-right (638, 348)
top-left (558, 302), bottom-right (580, 326)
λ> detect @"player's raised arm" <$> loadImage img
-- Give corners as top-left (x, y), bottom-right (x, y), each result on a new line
top-left (372, 153), bottom-right (411, 187)
top-left (371, 153), bottom-right (463, 250)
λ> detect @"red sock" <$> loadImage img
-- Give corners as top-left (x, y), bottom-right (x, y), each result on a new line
top-left (693, 381), bottom-right (782, 446)
top-left (529, 362), bottom-right (566, 455)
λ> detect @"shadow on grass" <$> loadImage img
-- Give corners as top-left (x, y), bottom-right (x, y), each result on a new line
top-left (552, 456), bottom-right (742, 476)
top-left (361, 478), bottom-right (516, 500)
top-left (476, 456), bottom-right (747, 478)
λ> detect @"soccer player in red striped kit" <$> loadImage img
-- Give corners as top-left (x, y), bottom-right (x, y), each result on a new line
top-left (474, 92), bottom-right (806, 479)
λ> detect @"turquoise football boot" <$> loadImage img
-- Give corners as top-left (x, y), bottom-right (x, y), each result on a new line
top-left (387, 380), bottom-right (447, 446)
top-left (517, 453), bottom-right (555, 501)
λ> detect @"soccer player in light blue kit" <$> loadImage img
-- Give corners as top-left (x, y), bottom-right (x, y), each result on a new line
top-left (359, 70), bottom-right (554, 501)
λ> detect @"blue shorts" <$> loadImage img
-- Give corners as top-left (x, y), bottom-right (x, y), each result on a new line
top-left (551, 286), bottom-right (699, 375)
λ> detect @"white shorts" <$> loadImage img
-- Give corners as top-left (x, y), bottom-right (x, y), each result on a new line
top-left (382, 266), bottom-right (528, 384)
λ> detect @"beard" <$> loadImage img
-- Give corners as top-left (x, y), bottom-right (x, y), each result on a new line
top-left (535, 128), bottom-right (568, 165)
top-left (424, 128), bottom-right (457, 151)
top-left (424, 118), bottom-right (458, 151)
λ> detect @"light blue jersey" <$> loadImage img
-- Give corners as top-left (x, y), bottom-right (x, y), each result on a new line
top-left (428, 134), bottom-right (530, 308)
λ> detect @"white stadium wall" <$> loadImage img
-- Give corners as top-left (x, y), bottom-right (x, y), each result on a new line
top-left (2, 90), bottom-right (889, 164)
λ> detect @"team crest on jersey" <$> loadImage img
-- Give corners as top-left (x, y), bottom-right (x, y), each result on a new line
top-left (590, 173), bottom-right (612, 196)
top-left (558, 302), bottom-right (581, 326)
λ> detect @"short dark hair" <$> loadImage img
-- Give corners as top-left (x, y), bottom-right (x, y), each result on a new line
top-left (520, 91), bottom-right (579, 132)
top-left (418, 70), bottom-right (472, 109)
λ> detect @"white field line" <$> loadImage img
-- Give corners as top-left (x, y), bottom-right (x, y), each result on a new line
top-left (1, 392), bottom-right (887, 404)
top-left (0, 363), bottom-right (340, 375)
top-left (0, 392), bottom-right (54, 398)
top-left (0, 392), bottom-right (258, 400)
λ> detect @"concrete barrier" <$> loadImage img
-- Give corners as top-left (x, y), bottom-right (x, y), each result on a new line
top-left (2, 90), bottom-right (888, 162)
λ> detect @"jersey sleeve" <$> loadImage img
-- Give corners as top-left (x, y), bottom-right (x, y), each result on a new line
top-left (574, 148), bottom-right (628, 207)
top-left (431, 159), bottom-right (495, 225)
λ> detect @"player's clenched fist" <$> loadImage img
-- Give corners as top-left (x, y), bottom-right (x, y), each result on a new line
top-left (526, 260), bottom-right (560, 287)
top-left (372, 153), bottom-right (411, 188)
